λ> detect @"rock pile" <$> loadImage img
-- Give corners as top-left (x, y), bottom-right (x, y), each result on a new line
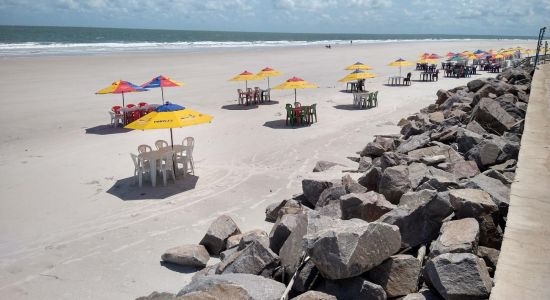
top-left (137, 65), bottom-right (533, 299)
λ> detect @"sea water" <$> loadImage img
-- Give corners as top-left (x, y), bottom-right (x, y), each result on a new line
top-left (0, 25), bottom-right (536, 57)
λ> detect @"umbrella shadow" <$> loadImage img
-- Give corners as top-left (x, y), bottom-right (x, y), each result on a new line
top-left (263, 119), bottom-right (311, 129)
top-left (85, 124), bottom-right (132, 135)
top-left (106, 174), bottom-right (199, 201)
top-left (333, 104), bottom-right (373, 111)
top-left (258, 100), bottom-right (280, 106)
top-left (160, 261), bottom-right (202, 274)
top-left (382, 84), bottom-right (411, 87)
top-left (221, 103), bottom-right (259, 110)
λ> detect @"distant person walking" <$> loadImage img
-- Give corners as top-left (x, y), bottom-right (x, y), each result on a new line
top-left (350, 40), bottom-right (353, 45)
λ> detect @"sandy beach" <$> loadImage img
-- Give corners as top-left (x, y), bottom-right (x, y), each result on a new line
top-left (0, 39), bottom-right (535, 299)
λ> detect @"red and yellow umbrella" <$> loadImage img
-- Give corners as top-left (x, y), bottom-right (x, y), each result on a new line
top-left (229, 71), bottom-right (262, 89)
top-left (273, 76), bottom-right (318, 105)
top-left (95, 80), bottom-right (148, 106)
top-left (141, 75), bottom-right (184, 103)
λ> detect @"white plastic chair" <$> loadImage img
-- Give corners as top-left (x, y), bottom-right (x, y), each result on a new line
top-left (155, 140), bottom-right (169, 150)
top-left (138, 144), bottom-right (152, 153)
top-left (175, 137), bottom-right (195, 176)
top-left (131, 153), bottom-right (150, 187)
top-left (159, 153), bottom-right (176, 186)
top-left (109, 111), bottom-right (124, 127)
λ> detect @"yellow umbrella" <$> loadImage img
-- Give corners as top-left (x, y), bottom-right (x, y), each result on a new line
top-left (338, 70), bottom-right (376, 82)
top-left (388, 58), bottom-right (414, 77)
top-left (273, 76), bottom-right (318, 105)
top-left (125, 102), bottom-right (213, 148)
top-left (229, 70), bottom-right (262, 89)
top-left (493, 54), bottom-right (504, 59)
top-left (256, 67), bottom-right (282, 89)
top-left (345, 62), bottom-right (373, 70)
top-left (416, 58), bottom-right (437, 64)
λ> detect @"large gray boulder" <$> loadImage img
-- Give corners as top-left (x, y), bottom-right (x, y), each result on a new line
top-left (293, 259), bottom-right (320, 293)
top-left (340, 191), bottom-right (396, 222)
top-left (291, 291), bottom-right (336, 300)
top-left (396, 132), bottom-right (431, 154)
top-left (307, 219), bottom-right (401, 280)
top-left (161, 244), bottom-right (210, 268)
top-left (379, 165), bottom-right (411, 204)
top-left (380, 152), bottom-right (409, 170)
top-left (199, 215), bottom-right (241, 255)
top-left (477, 214), bottom-right (503, 249)
top-left (269, 214), bottom-right (300, 254)
top-left (477, 246), bottom-right (500, 276)
top-left (423, 253), bottom-right (492, 300)
top-left (176, 274), bottom-right (285, 300)
top-left (215, 240), bottom-right (279, 276)
top-left (237, 229), bottom-right (269, 250)
top-left (446, 161), bottom-right (480, 180)
top-left (401, 290), bottom-right (444, 300)
top-left (342, 174), bottom-right (368, 193)
top-left (313, 161), bottom-right (344, 172)
top-left (317, 277), bottom-right (387, 300)
top-left (316, 186), bottom-right (347, 207)
top-left (466, 174), bottom-right (510, 214)
top-left (358, 167), bottom-right (382, 191)
top-left (279, 212), bottom-right (334, 276)
top-left (362, 142), bottom-right (386, 157)
top-left (302, 179), bottom-right (334, 207)
top-left (367, 254), bottom-right (421, 297)
top-left (449, 189), bottom-right (498, 219)
top-left (416, 167), bottom-right (458, 192)
top-left (470, 98), bottom-right (517, 135)
top-left (379, 190), bottom-right (453, 248)
top-left (136, 292), bottom-right (175, 300)
top-left (408, 144), bottom-right (464, 164)
top-left (429, 218), bottom-right (479, 257)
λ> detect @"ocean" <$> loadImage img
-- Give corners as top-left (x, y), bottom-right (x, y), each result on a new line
top-left (0, 25), bottom-right (536, 57)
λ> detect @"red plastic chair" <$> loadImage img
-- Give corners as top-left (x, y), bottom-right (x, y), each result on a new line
top-left (126, 104), bottom-right (136, 108)
top-left (111, 106), bottom-right (122, 114)
top-left (138, 102), bottom-right (148, 107)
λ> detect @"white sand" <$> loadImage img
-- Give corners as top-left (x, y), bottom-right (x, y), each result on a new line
top-left (0, 40), bottom-right (535, 299)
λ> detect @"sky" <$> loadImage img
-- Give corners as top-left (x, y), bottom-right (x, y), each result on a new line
top-left (0, 0), bottom-right (548, 36)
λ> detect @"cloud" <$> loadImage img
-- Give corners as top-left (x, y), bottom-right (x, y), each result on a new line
top-left (271, 0), bottom-right (390, 10)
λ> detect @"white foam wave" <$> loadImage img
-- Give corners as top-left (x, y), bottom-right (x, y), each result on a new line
top-left (0, 38), bottom-right (534, 56)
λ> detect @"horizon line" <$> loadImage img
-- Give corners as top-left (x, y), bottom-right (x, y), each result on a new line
top-left (0, 24), bottom-right (539, 39)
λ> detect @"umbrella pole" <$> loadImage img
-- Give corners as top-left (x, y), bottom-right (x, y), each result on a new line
top-left (294, 89), bottom-right (297, 105)
top-left (170, 128), bottom-right (174, 149)
top-left (245, 80), bottom-right (248, 90)
top-left (161, 86), bottom-right (165, 104)
top-left (122, 92), bottom-right (125, 106)
top-left (268, 77), bottom-right (270, 89)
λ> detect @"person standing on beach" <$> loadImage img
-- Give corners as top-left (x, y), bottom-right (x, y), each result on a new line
top-left (350, 40), bottom-right (353, 45)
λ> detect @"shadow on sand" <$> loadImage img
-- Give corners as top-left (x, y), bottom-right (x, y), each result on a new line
top-left (221, 103), bottom-right (258, 110)
top-left (258, 100), bottom-right (280, 106)
top-left (333, 104), bottom-right (374, 111)
top-left (85, 124), bottom-right (132, 135)
top-left (106, 175), bottom-right (199, 201)
top-left (263, 119), bottom-right (311, 130)
top-left (160, 261), bottom-right (201, 274)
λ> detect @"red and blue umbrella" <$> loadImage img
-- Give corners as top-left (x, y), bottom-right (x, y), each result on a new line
top-left (95, 80), bottom-right (148, 106)
top-left (141, 75), bottom-right (184, 103)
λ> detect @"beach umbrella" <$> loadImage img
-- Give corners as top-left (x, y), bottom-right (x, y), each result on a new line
top-left (448, 55), bottom-right (466, 62)
top-left (417, 58), bottom-right (437, 64)
top-left (338, 70), bottom-right (376, 82)
top-left (492, 54), bottom-right (504, 59)
top-left (345, 62), bottom-right (373, 70)
top-left (95, 80), bottom-right (147, 106)
top-left (273, 76), bottom-right (318, 105)
top-left (141, 75), bottom-right (183, 103)
top-left (428, 53), bottom-right (441, 59)
top-left (445, 52), bottom-right (455, 57)
top-left (125, 102), bottom-right (213, 149)
top-left (256, 67), bottom-right (282, 89)
top-left (474, 50), bottom-right (485, 55)
top-left (388, 58), bottom-right (414, 77)
top-left (229, 71), bottom-right (262, 90)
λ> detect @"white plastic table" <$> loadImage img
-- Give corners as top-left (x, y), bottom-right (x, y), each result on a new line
top-left (138, 148), bottom-right (175, 187)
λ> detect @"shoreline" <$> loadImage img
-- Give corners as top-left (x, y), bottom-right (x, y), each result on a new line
top-left (0, 38), bottom-right (538, 58)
